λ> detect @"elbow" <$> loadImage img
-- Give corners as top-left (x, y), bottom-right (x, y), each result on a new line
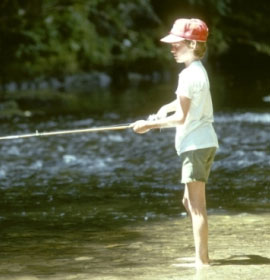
top-left (174, 114), bottom-right (186, 126)
top-left (175, 119), bottom-right (184, 126)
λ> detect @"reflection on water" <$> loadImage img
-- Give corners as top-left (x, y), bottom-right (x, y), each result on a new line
top-left (0, 85), bottom-right (269, 278)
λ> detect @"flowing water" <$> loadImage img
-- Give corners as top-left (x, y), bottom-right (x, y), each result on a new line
top-left (0, 85), bottom-right (270, 279)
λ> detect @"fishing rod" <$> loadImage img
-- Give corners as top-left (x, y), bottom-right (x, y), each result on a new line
top-left (0, 114), bottom-right (164, 141)
top-left (0, 123), bottom-right (132, 141)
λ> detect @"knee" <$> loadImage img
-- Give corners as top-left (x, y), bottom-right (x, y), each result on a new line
top-left (188, 201), bottom-right (207, 216)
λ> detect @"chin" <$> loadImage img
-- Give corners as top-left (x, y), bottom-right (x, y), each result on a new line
top-left (175, 58), bottom-right (184, 63)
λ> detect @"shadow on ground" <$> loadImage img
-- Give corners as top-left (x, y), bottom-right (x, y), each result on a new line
top-left (214, 254), bottom-right (270, 266)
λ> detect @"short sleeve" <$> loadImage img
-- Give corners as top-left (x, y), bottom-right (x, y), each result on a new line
top-left (175, 70), bottom-right (193, 99)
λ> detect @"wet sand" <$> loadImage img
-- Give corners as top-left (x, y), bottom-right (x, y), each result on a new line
top-left (0, 212), bottom-right (269, 280)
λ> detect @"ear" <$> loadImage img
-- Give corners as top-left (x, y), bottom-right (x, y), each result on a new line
top-left (190, 40), bottom-right (197, 50)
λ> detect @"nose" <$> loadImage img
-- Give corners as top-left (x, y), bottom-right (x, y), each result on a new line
top-left (171, 45), bottom-right (176, 53)
top-left (171, 44), bottom-right (180, 53)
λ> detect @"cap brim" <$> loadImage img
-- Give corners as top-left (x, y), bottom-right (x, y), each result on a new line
top-left (160, 34), bottom-right (185, 43)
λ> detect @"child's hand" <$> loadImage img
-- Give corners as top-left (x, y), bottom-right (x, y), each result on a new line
top-left (147, 114), bottom-right (157, 121)
top-left (129, 120), bottom-right (150, 134)
top-left (156, 106), bottom-right (168, 119)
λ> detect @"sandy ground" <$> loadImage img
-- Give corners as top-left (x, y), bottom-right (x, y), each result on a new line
top-left (0, 212), bottom-right (269, 280)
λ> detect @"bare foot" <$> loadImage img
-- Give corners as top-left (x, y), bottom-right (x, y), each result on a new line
top-left (172, 257), bottom-right (210, 268)
top-left (195, 261), bottom-right (210, 268)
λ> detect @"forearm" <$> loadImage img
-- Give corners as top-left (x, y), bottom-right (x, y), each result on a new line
top-left (145, 112), bottom-right (185, 130)
top-left (132, 96), bottom-right (190, 134)
top-left (160, 100), bottom-right (177, 113)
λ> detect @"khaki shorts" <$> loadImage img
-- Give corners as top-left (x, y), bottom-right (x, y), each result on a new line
top-left (179, 147), bottom-right (216, 184)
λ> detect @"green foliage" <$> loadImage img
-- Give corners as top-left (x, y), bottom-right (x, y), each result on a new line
top-left (0, 0), bottom-right (162, 83)
top-left (1, 0), bottom-right (270, 86)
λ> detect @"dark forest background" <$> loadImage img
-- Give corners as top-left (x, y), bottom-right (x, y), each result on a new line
top-left (1, 0), bottom-right (270, 112)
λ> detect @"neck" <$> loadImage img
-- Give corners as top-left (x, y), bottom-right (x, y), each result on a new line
top-left (184, 56), bottom-right (199, 67)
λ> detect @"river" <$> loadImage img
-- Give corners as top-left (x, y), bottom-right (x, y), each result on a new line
top-left (0, 84), bottom-right (269, 279)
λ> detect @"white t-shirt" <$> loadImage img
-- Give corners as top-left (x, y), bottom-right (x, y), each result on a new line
top-left (175, 60), bottom-right (219, 155)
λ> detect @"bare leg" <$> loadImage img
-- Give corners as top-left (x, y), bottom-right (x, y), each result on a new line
top-left (186, 181), bottom-right (209, 266)
top-left (182, 184), bottom-right (191, 217)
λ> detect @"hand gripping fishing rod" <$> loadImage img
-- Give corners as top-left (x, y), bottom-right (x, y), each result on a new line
top-left (0, 123), bottom-right (132, 141)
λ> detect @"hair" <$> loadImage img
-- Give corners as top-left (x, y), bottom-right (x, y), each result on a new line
top-left (184, 40), bottom-right (207, 59)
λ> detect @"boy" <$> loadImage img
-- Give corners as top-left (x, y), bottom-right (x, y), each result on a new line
top-left (131, 18), bottom-right (219, 267)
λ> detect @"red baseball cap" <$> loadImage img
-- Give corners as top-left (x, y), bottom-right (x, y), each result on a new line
top-left (160, 18), bottom-right (208, 43)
